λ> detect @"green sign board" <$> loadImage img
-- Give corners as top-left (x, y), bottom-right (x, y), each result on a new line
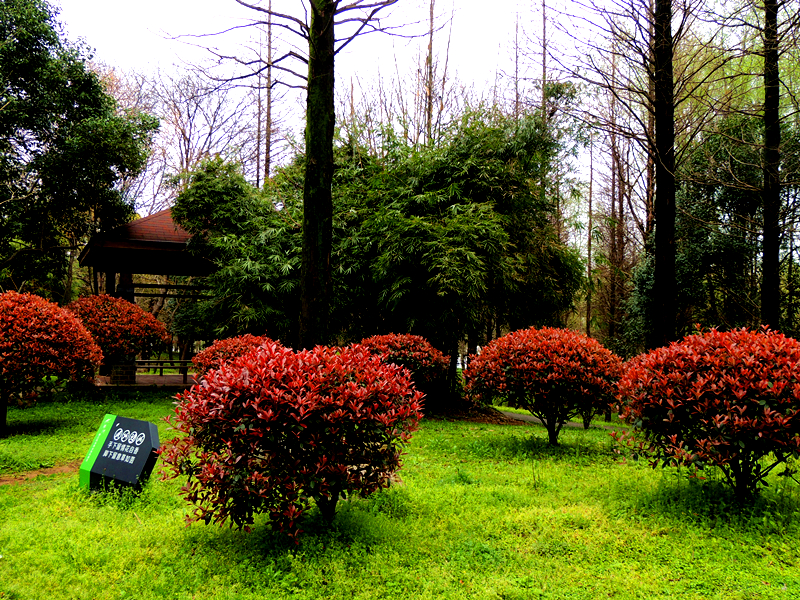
top-left (79, 414), bottom-right (159, 491)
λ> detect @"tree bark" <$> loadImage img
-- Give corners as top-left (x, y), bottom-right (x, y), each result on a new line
top-left (587, 136), bottom-right (593, 338)
top-left (315, 491), bottom-right (340, 523)
top-left (425, 0), bottom-right (435, 144)
top-left (299, 0), bottom-right (336, 349)
top-left (761, 0), bottom-right (781, 329)
top-left (649, 0), bottom-right (677, 349)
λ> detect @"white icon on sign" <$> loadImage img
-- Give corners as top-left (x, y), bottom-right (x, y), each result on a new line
top-left (113, 428), bottom-right (123, 441)
top-left (135, 432), bottom-right (145, 446)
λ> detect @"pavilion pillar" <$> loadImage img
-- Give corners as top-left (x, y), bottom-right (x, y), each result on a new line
top-left (105, 272), bottom-right (116, 295)
top-left (118, 273), bottom-right (135, 303)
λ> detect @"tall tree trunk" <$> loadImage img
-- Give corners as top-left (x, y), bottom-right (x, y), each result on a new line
top-left (649, 0), bottom-right (676, 349)
top-left (645, 0), bottom-right (657, 243)
top-left (62, 238), bottom-right (75, 304)
top-left (425, 0), bottom-right (435, 144)
top-left (609, 124), bottom-right (619, 340)
top-left (541, 0), bottom-right (547, 117)
top-left (586, 135), bottom-right (593, 338)
top-left (761, 0), bottom-right (781, 329)
top-left (299, 0), bottom-right (336, 349)
top-left (265, 0), bottom-right (273, 184)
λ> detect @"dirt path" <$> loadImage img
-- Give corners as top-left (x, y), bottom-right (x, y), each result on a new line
top-left (0, 460), bottom-right (82, 486)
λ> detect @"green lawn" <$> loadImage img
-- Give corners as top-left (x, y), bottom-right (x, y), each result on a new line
top-left (1, 392), bottom-right (799, 599)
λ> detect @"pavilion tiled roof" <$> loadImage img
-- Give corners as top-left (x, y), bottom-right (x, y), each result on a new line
top-left (79, 209), bottom-right (214, 276)
top-left (109, 209), bottom-right (191, 245)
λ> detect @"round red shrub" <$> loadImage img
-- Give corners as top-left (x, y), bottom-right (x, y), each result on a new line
top-left (464, 327), bottom-right (622, 445)
top-left (67, 294), bottom-right (170, 364)
top-left (617, 327), bottom-right (800, 500)
top-left (192, 334), bottom-right (274, 378)
top-left (0, 291), bottom-right (102, 432)
top-left (359, 333), bottom-right (448, 410)
top-left (161, 341), bottom-right (423, 541)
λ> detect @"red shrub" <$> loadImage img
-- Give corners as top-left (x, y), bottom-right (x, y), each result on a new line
top-left (617, 327), bottom-right (800, 500)
top-left (359, 334), bottom-right (448, 410)
top-left (161, 341), bottom-right (423, 541)
top-left (0, 291), bottom-right (102, 433)
top-left (464, 327), bottom-right (622, 445)
top-left (67, 295), bottom-right (170, 364)
top-left (192, 334), bottom-right (274, 377)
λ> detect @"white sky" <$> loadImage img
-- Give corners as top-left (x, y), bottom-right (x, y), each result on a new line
top-left (54, 0), bottom-right (543, 95)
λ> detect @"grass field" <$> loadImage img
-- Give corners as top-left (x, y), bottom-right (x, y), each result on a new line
top-left (1, 392), bottom-right (799, 599)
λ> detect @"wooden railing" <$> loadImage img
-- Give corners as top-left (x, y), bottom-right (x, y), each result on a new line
top-left (135, 359), bottom-right (194, 384)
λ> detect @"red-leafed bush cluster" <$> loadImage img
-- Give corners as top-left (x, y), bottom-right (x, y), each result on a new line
top-left (617, 328), bottom-right (800, 500)
top-left (0, 291), bottom-right (102, 433)
top-left (192, 334), bottom-right (274, 377)
top-left (359, 334), bottom-right (448, 411)
top-left (67, 295), bottom-right (170, 364)
top-left (161, 341), bottom-right (423, 540)
top-left (465, 327), bottom-right (622, 445)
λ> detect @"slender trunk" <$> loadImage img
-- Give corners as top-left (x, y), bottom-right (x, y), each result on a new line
top-left (616, 152), bottom-right (625, 331)
top-left (62, 241), bottom-right (75, 304)
top-left (265, 0), bottom-right (273, 182)
top-left (541, 0), bottom-right (547, 117)
top-left (610, 128), bottom-right (619, 340)
top-left (761, 0), bottom-right (781, 329)
top-left (645, 0), bottom-right (656, 243)
top-left (587, 136), bottom-right (593, 338)
top-left (649, 0), bottom-right (676, 349)
top-left (425, 0), bottom-right (435, 144)
top-left (514, 13), bottom-right (520, 121)
top-left (256, 46), bottom-right (262, 189)
top-left (788, 233), bottom-right (795, 332)
top-left (447, 341), bottom-right (459, 398)
top-left (299, 0), bottom-right (336, 349)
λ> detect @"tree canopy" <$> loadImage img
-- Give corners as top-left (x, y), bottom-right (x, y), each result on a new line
top-left (0, 0), bottom-right (157, 300)
top-left (172, 108), bottom-right (584, 361)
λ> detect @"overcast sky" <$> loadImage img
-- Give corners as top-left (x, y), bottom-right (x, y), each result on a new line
top-left (54, 0), bottom-right (547, 95)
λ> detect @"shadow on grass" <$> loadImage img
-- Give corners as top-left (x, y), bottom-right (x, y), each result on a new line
top-left (427, 428), bottom-right (616, 464)
top-left (174, 486), bottom-right (413, 572)
top-left (608, 467), bottom-right (800, 534)
top-left (3, 417), bottom-right (68, 437)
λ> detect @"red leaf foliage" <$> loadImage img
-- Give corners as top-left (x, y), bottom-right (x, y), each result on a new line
top-left (160, 341), bottom-right (423, 540)
top-left (617, 327), bottom-right (800, 499)
top-left (464, 327), bottom-right (622, 444)
top-left (192, 334), bottom-right (275, 378)
top-left (0, 292), bottom-right (102, 420)
top-left (67, 295), bottom-right (170, 363)
top-left (359, 334), bottom-right (448, 408)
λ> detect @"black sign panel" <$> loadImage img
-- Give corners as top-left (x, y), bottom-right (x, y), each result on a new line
top-left (79, 414), bottom-right (160, 491)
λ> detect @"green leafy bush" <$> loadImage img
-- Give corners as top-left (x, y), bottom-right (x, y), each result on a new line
top-left (67, 295), bottom-right (170, 364)
top-left (617, 327), bottom-right (800, 500)
top-left (0, 291), bottom-right (102, 433)
top-left (359, 333), bottom-right (448, 412)
top-left (464, 327), bottom-right (621, 445)
top-left (161, 341), bottom-right (423, 541)
top-left (192, 334), bottom-right (274, 378)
